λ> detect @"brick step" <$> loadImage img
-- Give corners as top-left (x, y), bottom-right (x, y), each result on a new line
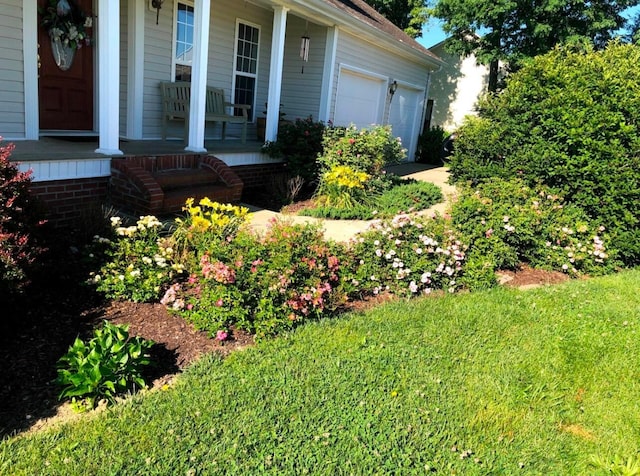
top-left (162, 183), bottom-right (239, 214)
top-left (153, 168), bottom-right (219, 191)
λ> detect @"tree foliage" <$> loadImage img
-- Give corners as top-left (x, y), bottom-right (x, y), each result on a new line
top-left (363, 0), bottom-right (429, 38)
top-left (432, 0), bottom-right (639, 90)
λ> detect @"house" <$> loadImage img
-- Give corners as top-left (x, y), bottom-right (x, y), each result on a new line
top-left (427, 39), bottom-right (500, 131)
top-left (1, 0), bottom-right (443, 225)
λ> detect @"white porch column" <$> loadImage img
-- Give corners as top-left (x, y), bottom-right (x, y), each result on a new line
top-left (319, 26), bottom-right (338, 123)
top-left (185, 0), bottom-right (212, 153)
top-left (266, 6), bottom-right (288, 142)
top-left (126, 0), bottom-right (145, 139)
top-left (23, 0), bottom-right (39, 140)
top-left (95, 1), bottom-right (123, 155)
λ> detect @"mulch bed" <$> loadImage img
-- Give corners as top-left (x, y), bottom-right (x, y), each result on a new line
top-left (0, 240), bottom-right (569, 438)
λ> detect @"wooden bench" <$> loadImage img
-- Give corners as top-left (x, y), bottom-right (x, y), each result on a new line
top-left (160, 81), bottom-right (251, 143)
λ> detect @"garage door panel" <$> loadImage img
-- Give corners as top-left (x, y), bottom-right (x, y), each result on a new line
top-left (389, 86), bottom-right (423, 161)
top-left (334, 70), bottom-right (385, 129)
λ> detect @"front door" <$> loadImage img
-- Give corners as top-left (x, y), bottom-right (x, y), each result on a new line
top-left (38, 0), bottom-right (94, 131)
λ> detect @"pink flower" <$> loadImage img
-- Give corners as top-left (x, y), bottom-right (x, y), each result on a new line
top-left (216, 330), bottom-right (228, 341)
top-left (485, 228), bottom-right (493, 238)
top-left (215, 298), bottom-right (224, 307)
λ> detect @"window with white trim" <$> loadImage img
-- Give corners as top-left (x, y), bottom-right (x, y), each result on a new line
top-left (173, 1), bottom-right (194, 81)
top-left (233, 20), bottom-right (260, 121)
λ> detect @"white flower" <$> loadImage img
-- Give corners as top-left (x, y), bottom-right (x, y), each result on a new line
top-left (409, 281), bottom-right (418, 293)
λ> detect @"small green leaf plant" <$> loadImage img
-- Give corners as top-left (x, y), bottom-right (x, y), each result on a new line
top-left (56, 321), bottom-right (154, 412)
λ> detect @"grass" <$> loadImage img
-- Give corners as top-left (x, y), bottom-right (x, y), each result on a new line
top-left (2, 270), bottom-right (640, 475)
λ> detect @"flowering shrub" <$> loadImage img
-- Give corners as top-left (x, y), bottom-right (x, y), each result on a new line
top-left (318, 124), bottom-right (405, 177)
top-left (262, 116), bottom-right (327, 183)
top-left (0, 141), bottom-right (46, 294)
top-left (345, 214), bottom-right (466, 298)
top-left (451, 179), bottom-right (619, 276)
top-left (162, 220), bottom-right (345, 339)
top-left (90, 215), bottom-right (184, 302)
top-left (171, 197), bottom-right (248, 265)
top-left (310, 125), bottom-right (408, 216)
top-left (315, 165), bottom-right (371, 210)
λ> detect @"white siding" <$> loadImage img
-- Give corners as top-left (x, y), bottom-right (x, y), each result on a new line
top-left (0, 0), bottom-right (25, 138)
top-left (428, 42), bottom-right (490, 131)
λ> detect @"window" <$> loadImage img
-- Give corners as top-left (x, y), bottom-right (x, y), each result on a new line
top-left (233, 21), bottom-right (260, 121)
top-left (173, 2), bottom-right (194, 81)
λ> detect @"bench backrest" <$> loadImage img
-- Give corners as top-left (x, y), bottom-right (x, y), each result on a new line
top-left (161, 81), bottom-right (230, 116)
top-left (161, 81), bottom-right (191, 116)
top-left (206, 87), bottom-right (227, 115)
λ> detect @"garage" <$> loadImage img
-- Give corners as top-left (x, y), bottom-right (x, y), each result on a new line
top-left (388, 84), bottom-right (424, 161)
top-left (333, 67), bottom-right (387, 128)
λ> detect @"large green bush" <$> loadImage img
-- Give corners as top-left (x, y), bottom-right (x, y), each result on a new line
top-left (448, 42), bottom-right (640, 265)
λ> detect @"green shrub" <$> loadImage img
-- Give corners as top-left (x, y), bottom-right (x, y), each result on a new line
top-left (302, 180), bottom-right (443, 220)
top-left (345, 213), bottom-right (466, 298)
top-left (448, 42), bottom-right (640, 265)
top-left (56, 321), bottom-right (154, 412)
top-left (450, 178), bottom-right (619, 276)
top-left (163, 220), bottom-right (346, 339)
top-left (90, 215), bottom-right (184, 302)
top-left (0, 141), bottom-right (46, 294)
top-left (415, 125), bottom-right (448, 164)
top-left (374, 181), bottom-right (442, 215)
top-left (262, 117), bottom-right (326, 183)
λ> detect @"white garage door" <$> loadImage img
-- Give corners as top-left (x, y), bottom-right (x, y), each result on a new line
top-left (334, 69), bottom-right (386, 128)
top-left (388, 85), bottom-right (424, 161)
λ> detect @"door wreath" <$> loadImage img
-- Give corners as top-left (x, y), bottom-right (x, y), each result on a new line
top-left (40, 0), bottom-right (92, 71)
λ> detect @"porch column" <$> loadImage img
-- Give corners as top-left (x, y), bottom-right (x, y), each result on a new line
top-left (23, 0), bottom-right (39, 139)
top-left (319, 26), bottom-right (338, 123)
top-left (185, 0), bottom-right (212, 153)
top-left (95, 1), bottom-right (123, 155)
top-left (126, 0), bottom-right (145, 140)
top-left (266, 6), bottom-right (289, 142)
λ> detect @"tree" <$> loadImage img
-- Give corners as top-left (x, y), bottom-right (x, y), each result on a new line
top-left (432, 0), bottom-right (639, 91)
top-left (363, 0), bottom-right (429, 38)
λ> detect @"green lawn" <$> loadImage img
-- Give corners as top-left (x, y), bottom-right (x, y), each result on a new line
top-left (2, 270), bottom-right (640, 475)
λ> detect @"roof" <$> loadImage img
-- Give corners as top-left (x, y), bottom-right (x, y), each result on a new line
top-left (323, 0), bottom-right (443, 63)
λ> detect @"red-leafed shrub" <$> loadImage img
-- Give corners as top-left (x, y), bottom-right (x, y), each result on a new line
top-left (0, 140), bottom-right (45, 293)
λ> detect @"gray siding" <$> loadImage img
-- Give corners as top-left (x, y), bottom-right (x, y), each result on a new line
top-left (143, 0), bottom-right (275, 140)
top-left (120, 0), bottom-right (129, 135)
top-left (280, 15), bottom-right (326, 122)
top-left (0, 0), bottom-right (25, 138)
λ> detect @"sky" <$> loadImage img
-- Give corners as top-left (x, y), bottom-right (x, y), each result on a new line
top-left (416, 5), bottom-right (640, 50)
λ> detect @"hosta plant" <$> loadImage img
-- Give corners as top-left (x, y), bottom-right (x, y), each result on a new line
top-left (56, 321), bottom-right (154, 412)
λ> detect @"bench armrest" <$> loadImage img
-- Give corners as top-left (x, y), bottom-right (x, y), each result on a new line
top-left (225, 103), bottom-right (251, 118)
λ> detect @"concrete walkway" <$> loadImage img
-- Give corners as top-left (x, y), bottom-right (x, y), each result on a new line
top-left (244, 163), bottom-right (456, 242)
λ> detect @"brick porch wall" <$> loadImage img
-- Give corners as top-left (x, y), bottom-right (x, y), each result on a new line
top-left (232, 162), bottom-right (287, 192)
top-left (29, 177), bottom-right (109, 229)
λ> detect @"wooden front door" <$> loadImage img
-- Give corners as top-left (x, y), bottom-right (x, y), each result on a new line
top-left (38, 0), bottom-right (94, 131)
